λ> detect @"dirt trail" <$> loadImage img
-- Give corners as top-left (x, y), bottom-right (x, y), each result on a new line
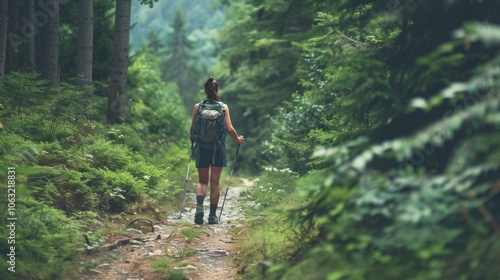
top-left (79, 178), bottom-right (255, 280)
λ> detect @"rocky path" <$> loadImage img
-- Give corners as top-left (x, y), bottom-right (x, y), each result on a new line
top-left (79, 178), bottom-right (254, 280)
top-left (170, 183), bottom-right (248, 280)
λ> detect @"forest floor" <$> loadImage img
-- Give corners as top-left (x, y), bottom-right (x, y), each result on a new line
top-left (77, 178), bottom-right (256, 280)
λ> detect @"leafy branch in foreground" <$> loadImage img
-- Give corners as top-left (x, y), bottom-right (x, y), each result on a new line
top-left (294, 22), bottom-right (500, 280)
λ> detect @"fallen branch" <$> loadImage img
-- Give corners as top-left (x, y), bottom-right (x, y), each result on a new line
top-left (99, 235), bottom-right (160, 250)
top-left (127, 218), bottom-right (155, 232)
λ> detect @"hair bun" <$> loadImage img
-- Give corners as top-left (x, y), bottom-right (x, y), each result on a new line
top-left (203, 76), bottom-right (220, 101)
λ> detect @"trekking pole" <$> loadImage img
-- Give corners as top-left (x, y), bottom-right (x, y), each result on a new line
top-left (219, 143), bottom-right (241, 221)
top-left (179, 140), bottom-right (195, 218)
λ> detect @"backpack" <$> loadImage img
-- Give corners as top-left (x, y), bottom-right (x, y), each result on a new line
top-left (193, 100), bottom-right (226, 152)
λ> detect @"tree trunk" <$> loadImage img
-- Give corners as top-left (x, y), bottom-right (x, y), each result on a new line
top-left (0, 0), bottom-right (8, 85)
top-left (5, 0), bottom-right (17, 73)
top-left (42, 0), bottom-right (59, 85)
top-left (25, 0), bottom-right (35, 72)
top-left (76, 0), bottom-right (93, 87)
top-left (107, 0), bottom-right (131, 124)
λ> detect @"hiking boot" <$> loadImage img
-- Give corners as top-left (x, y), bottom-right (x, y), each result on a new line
top-left (194, 206), bottom-right (204, 225)
top-left (208, 215), bottom-right (218, 224)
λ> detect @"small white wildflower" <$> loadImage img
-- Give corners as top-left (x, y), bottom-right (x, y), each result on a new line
top-left (143, 175), bottom-right (150, 181)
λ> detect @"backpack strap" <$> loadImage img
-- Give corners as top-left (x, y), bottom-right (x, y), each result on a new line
top-left (198, 100), bottom-right (207, 110)
top-left (214, 101), bottom-right (225, 116)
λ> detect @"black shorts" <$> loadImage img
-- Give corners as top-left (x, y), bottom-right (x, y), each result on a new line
top-left (196, 148), bottom-right (226, 168)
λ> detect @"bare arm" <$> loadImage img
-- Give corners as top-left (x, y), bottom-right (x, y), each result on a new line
top-left (189, 103), bottom-right (199, 140)
top-left (224, 104), bottom-right (244, 144)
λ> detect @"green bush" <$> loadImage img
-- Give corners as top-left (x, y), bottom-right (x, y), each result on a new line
top-left (278, 19), bottom-right (500, 280)
top-left (1, 72), bottom-right (99, 143)
top-left (1, 128), bottom-right (187, 214)
top-left (0, 132), bottom-right (40, 166)
top-left (89, 168), bottom-right (147, 213)
top-left (28, 167), bottom-right (98, 212)
top-left (270, 94), bottom-right (333, 174)
top-left (84, 137), bottom-right (134, 171)
top-left (248, 167), bottom-right (299, 208)
top-left (235, 171), bottom-right (320, 279)
top-left (0, 72), bottom-right (48, 129)
top-left (127, 52), bottom-right (189, 145)
top-left (0, 180), bottom-right (80, 280)
top-left (105, 124), bottom-right (148, 154)
top-left (37, 141), bottom-right (91, 170)
top-left (0, 43), bottom-right (194, 279)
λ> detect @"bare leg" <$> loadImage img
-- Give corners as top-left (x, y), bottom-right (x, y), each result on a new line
top-left (209, 166), bottom-right (223, 204)
top-left (196, 167), bottom-right (209, 196)
top-left (195, 167), bottom-right (209, 224)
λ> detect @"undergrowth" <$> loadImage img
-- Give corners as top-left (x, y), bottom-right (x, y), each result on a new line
top-left (0, 68), bottom-right (192, 279)
top-left (234, 168), bottom-right (321, 279)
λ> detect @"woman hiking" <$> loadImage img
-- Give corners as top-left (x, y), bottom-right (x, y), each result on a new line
top-left (190, 76), bottom-right (245, 225)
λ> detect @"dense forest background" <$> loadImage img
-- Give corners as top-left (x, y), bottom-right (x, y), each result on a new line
top-left (1, 0), bottom-right (500, 279)
top-left (130, 0), bottom-right (226, 112)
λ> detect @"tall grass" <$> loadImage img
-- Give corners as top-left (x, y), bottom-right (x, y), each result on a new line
top-left (234, 168), bottom-right (321, 279)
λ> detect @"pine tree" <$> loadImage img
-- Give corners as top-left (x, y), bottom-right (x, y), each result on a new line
top-left (164, 9), bottom-right (200, 113)
top-left (25, 0), bottom-right (35, 72)
top-left (76, 0), bottom-right (93, 87)
top-left (215, 0), bottom-right (325, 172)
top-left (41, 0), bottom-right (60, 85)
top-left (0, 0), bottom-right (7, 85)
top-left (107, 0), bottom-right (131, 124)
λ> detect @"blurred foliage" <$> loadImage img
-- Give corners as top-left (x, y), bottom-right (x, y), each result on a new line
top-left (128, 52), bottom-right (189, 146)
top-left (130, 0), bottom-right (225, 105)
top-left (243, 1), bottom-right (500, 279)
top-left (131, 0), bottom-right (225, 49)
top-left (267, 94), bottom-right (333, 174)
top-left (162, 9), bottom-right (202, 113)
top-left (234, 168), bottom-right (316, 279)
top-left (213, 0), bottom-right (329, 172)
